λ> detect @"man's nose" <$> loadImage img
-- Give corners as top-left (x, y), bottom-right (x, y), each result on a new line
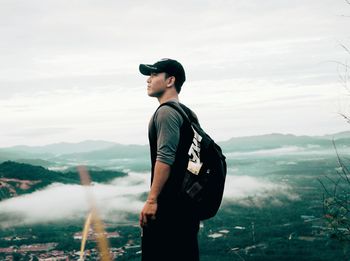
top-left (147, 76), bottom-right (151, 83)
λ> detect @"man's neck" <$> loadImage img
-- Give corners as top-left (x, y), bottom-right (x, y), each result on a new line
top-left (158, 93), bottom-right (179, 104)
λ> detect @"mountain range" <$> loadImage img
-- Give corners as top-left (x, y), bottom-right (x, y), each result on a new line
top-left (0, 131), bottom-right (349, 170)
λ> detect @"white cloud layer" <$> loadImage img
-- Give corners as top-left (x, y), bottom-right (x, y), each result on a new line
top-left (0, 172), bottom-right (148, 227)
top-left (0, 173), bottom-right (299, 228)
top-left (223, 175), bottom-right (300, 207)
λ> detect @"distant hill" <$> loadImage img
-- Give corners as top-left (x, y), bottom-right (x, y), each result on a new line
top-left (42, 132), bottom-right (350, 164)
top-left (0, 161), bottom-right (126, 201)
top-left (2, 140), bottom-right (117, 156)
top-left (55, 144), bottom-right (148, 161)
top-left (0, 150), bottom-right (45, 163)
top-left (316, 131), bottom-right (350, 140)
top-left (12, 158), bottom-right (55, 168)
top-left (0, 132), bottom-right (349, 165)
top-left (218, 133), bottom-right (350, 152)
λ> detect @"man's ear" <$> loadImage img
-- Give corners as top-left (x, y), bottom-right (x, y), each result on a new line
top-left (166, 76), bottom-right (176, 88)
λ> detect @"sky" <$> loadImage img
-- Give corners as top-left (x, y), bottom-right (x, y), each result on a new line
top-left (0, 173), bottom-right (298, 227)
top-left (0, 0), bottom-right (350, 147)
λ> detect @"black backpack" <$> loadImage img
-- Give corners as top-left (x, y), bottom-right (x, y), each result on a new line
top-left (160, 102), bottom-right (227, 220)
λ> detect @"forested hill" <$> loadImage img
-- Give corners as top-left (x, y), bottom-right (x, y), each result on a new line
top-left (0, 161), bottom-right (126, 201)
top-left (218, 132), bottom-right (350, 152)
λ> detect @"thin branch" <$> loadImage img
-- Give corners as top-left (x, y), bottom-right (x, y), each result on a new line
top-left (333, 178), bottom-right (341, 197)
top-left (326, 60), bottom-right (350, 69)
top-left (339, 113), bottom-right (350, 124)
top-left (318, 178), bottom-right (333, 197)
top-left (340, 43), bottom-right (350, 56)
top-left (333, 139), bottom-right (350, 184)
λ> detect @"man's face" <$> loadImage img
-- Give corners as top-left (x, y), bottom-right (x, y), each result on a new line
top-left (146, 72), bottom-right (168, 97)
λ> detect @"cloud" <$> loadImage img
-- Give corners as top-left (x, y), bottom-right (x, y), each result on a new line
top-left (0, 172), bottom-right (149, 228)
top-left (222, 175), bottom-right (300, 207)
top-left (0, 172), bottom-right (299, 228)
top-left (0, 0), bottom-right (349, 146)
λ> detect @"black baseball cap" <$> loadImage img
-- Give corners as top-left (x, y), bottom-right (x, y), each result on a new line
top-left (139, 58), bottom-right (186, 85)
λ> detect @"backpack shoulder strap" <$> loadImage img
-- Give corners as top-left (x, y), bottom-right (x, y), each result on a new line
top-left (158, 101), bottom-right (192, 125)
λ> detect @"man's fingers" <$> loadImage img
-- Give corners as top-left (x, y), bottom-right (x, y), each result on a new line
top-left (139, 212), bottom-right (147, 227)
top-left (140, 201), bottom-right (157, 227)
top-left (143, 214), bottom-right (148, 226)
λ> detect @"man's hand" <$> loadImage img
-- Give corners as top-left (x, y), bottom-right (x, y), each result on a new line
top-left (139, 161), bottom-right (171, 227)
top-left (139, 199), bottom-right (158, 227)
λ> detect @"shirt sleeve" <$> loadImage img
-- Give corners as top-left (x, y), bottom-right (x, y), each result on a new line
top-left (154, 105), bottom-right (184, 166)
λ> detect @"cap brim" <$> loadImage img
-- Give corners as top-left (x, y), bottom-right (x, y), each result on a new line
top-left (139, 64), bottom-right (159, 75)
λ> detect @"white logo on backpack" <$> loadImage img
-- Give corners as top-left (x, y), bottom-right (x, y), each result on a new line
top-left (187, 126), bottom-right (203, 175)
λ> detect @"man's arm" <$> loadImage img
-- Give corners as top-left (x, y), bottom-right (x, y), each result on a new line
top-left (147, 160), bottom-right (171, 202)
top-left (139, 160), bottom-right (171, 227)
top-left (139, 105), bottom-right (183, 227)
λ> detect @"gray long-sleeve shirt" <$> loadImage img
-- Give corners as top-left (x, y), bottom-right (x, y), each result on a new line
top-left (149, 100), bottom-right (184, 166)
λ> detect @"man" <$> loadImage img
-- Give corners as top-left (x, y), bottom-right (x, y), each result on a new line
top-left (139, 58), bottom-right (200, 261)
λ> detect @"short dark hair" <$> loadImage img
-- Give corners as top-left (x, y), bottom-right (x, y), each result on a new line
top-left (164, 72), bottom-right (184, 94)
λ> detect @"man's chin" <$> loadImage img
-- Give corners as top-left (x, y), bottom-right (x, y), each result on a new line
top-left (147, 91), bottom-right (162, 98)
